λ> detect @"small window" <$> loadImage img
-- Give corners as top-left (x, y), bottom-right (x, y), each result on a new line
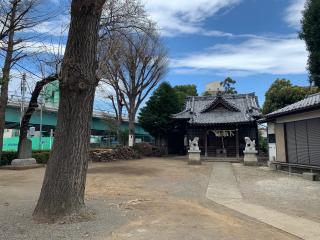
top-left (268, 134), bottom-right (276, 143)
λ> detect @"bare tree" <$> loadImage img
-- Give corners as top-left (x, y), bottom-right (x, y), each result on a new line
top-left (97, 0), bottom-right (154, 144)
top-left (17, 74), bottom-right (58, 157)
top-left (0, 0), bottom-right (14, 41)
top-left (100, 0), bottom-right (150, 39)
top-left (98, 34), bottom-right (125, 143)
top-left (104, 31), bottom-right (168, 146)
top-left (0, 0), bottom-right (37, 40)
top-left (16, 37), bottom-right (65, 157)
top-left (0, 0), bottom-right (47, 160)
top-left (33, 0), bottom-right (107, 222)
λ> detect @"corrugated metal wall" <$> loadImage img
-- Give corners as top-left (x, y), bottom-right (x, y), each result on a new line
top-left (285, 118), bottom-right (320, 166)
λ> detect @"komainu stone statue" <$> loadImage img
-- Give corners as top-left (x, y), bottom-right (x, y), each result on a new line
top-left (244, 137), bottom-right (256, 152)
top-left (189, 137), bottom-right (200, 151)
top-left (243, 137), bottom-right (258, 166)
top-left (188, 137), bottom-right (201, 165)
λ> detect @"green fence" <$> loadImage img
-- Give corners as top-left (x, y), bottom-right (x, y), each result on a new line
top-left (3, 134), bottom-right (153, 151)
top-left (3, 137), bottom-right (53, 151)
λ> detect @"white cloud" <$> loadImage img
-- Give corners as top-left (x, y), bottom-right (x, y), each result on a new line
top-left (284, 0), bottom-right (305, 29)
top-left (31, 0), bottom-right (240, 38)
top-left (18, 41), bottom-right (66, 55)
top-left (145, 0), bottom-right (241, 36)
top-left (30, 15), bottom-right (70, 37)
top-left (172, 37), bottom-right (308, 76)
top-left (202, 30), bottom-right (298, 40)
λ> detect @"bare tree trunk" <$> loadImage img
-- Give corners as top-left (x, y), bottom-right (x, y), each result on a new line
top-left (116, 118), bottom-right (122, 144)
top-left (128, 118), bottom-right (135, 147)
top-left (109, 94), bottom-right (123, 145)
top-left (17, 75), bottom-right (57, 157)
top-left (116, 100), bottom-right (123, 145)
top-left (33, 0), bottom-right (106, 222)
top-left (128, 106), bottom-right (135, 147)
top-left (0, 1), bottom-right (17, 160)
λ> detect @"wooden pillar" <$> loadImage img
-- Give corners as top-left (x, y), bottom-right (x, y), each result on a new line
top-left (255, 122), bottom-right (260, 155)
top-left (236, 128), bottom-right (240, 160)
top-left (204, 129), bottom-right (208, 158)
top-left (185, 124), bottom-right (189, 143)
top-left (186, 124), bottom-right (189, 155)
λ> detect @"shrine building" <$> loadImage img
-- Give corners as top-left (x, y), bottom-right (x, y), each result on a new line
top-left (169, 93), bottom-right (262, 159)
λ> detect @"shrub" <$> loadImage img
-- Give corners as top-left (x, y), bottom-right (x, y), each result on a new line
top-left (89, 146), bottom-right (140, 162)
top-left (152, 146), bottom-right (166, 157)
top-left (0, 151), bottom-right (51, 166)
top-left (32, 151), bottom-right (51, 164)
top-left (133, 142), bottom-right (153, 156)
top-left (133, 142), bottom-right (168, 157)
top-left (0, 152), bottom-right (18, 166)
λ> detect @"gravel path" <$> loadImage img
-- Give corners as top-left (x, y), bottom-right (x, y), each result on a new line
top-left (232, 163), bottom-right (320, 222)
top-left (206, 162), bottom-right (320, 240)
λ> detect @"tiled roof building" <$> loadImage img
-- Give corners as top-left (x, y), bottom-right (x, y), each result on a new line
top-left (264, 92), bottom-right (320, 168)
top-left (169, 93), bottom-right (262, 158)
top-left (265, 92), bottom-right (320, 119)
top-left (173, 93), bottom-right (261, 125)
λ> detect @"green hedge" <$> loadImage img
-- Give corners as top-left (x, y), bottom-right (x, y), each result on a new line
top-left (32, 151), bottom-right (51, 164)
top-left (0, 151), bottom-right (17, 166)
top-left (0, 151), bottom-right (51, 166)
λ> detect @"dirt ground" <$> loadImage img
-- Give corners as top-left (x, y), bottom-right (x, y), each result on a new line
top-left (0, 158), bottom-right (300, 240)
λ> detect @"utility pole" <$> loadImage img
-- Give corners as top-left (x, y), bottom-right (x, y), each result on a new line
top-left (20, 73), bottom-right (26, 126)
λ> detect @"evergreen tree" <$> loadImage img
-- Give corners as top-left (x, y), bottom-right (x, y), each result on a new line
top-left (300, 0), bottom-right (320, 87)
top-left (202, 78), bottom-right (237, 96)
top-left (173, 84), bottom-right (198, 110)
top-left (221, 77), bottom-right (237, 94)
top-left (138, 82), bottom-right (180, 138)
top-left (262, 79), bottom-right (319, 114)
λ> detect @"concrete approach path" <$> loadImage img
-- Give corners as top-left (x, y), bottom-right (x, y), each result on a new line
top-left (206, 162), bottom-right (320, 240)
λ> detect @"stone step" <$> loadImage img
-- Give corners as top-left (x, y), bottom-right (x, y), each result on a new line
top-left (203, 158), bottom-right (242, 163)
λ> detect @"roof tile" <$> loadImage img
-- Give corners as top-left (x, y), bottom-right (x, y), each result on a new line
top-left (266, 92), bottom-right (320, 118)
top-left (173, 93), bottom-right (262, 125)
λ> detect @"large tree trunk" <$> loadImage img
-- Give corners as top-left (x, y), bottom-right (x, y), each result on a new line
top-left (33, 0), bottom-right (106, 222)
top-left (17, 75), bottom-right (57, 157)
top-left (0, 1), bottom-right (17, 160)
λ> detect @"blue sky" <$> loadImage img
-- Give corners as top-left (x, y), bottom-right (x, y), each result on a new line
top-left (8, 0), bottom-right (309, 108)
top-left (145, 0), bottom-right (308, 105)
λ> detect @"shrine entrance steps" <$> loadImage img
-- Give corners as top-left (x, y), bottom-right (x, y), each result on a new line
top-left (202, 157), bottom-right (242, 163)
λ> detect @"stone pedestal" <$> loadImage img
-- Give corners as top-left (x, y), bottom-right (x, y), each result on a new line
top-left (243, 150), bottom-right (258, 166)
top-left (11, 158), bottom-right (37, 166)
top-left (188, 150), bottom-right (201, 165)
top-left (11, 138), bottom-right (37, 166)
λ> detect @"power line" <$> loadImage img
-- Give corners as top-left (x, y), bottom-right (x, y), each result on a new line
top-left (0, 51), bottom-right (43, 79)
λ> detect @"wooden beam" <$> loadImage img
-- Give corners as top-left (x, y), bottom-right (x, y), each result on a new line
top-left (204, 129), bottom-right (208, 158)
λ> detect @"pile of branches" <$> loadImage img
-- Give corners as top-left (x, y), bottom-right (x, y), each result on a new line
top-left (89, 147), bottom-right (140, 162)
